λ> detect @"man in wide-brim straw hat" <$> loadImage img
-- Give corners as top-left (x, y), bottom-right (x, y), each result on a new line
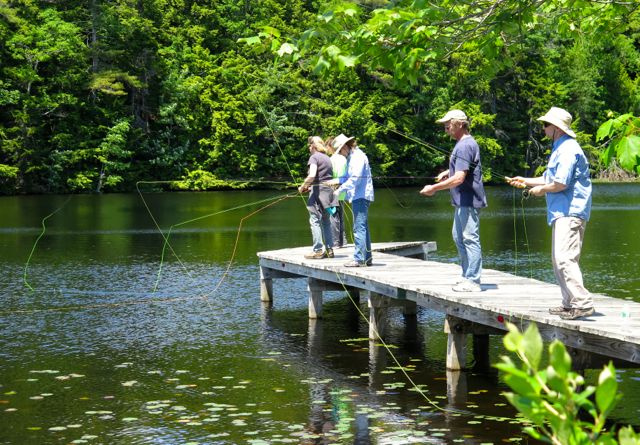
top-left (507, 106), bottom-right (594, 320)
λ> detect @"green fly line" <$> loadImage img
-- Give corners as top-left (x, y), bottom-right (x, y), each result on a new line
top-left (136, 180), bottom-right (297, 291)
top-left (23, 196), bottom-right (72, 292)
top-left (332, 271), bottom-right (454, 414)
top-left (8, 188), bottom-right (297, 316)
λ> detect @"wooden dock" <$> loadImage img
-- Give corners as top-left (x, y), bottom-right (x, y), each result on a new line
top-left (257, 241), bottom-right (640, 370)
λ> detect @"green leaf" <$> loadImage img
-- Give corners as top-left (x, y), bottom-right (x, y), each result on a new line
top-left (600, 143), bottom-right (616, 167)
top-left (545, 365), bottom-right (568, 395)
top-left (270, 39), bottom-right (282, 52)
top-left (343, 8), bottom-right (357, 17)
top-left (237, 36), bottom-right (261, 46)
top-left (312, 56), bottom-right (330, 75)
top-left (596, 432), bottom-right (619, 445)
top-left (503, 373), bottom-right (540, 398)
top-left (595, 363), bottom-right (618, 415)
top-left (522, 323), bottom-right (543, 370)
top-left (320, 11), bottom-right (334, 23)
top-left (325, 45), bottom-right (341, 58)
top-left (503, 322), bottom-right (523, 352)
top-left (523, 426), bottom-right (543, 439)
top-left (612, 113), bottom-right (634, 129)
top-left (615, 135), bottom-right (640, 172)
top-left (618, 425), bottom-right (640, 444)
top-left (596, 119), bottom-right (613, 141)
top-left (337, 54), bottom-right (358, 70)
top-left (277, 43), bottom-right (297, 57)
top-left (261, 26), bottom-right (281, 38)
top-left (504, 393), bottom-right (546, 425)
top-left (548, 340), bottom-right (571, 378)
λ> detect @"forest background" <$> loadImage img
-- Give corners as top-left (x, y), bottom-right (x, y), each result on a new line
top-left (0, 0), bottom-right (639, 195)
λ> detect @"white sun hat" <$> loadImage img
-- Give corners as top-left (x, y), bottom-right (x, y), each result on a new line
top-left (436, 109), bottom-right (468, 123)
top-left (332, 133), bottom-right (355, 151)
top-left (537, 107), bottom-right (576, 138)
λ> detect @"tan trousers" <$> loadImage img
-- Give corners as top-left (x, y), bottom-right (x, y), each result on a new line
top-left (551, 217), bottom-right (593, 310)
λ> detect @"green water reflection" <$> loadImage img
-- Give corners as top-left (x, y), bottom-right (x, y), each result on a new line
top-left (0, 184), bottom-right (639, 444)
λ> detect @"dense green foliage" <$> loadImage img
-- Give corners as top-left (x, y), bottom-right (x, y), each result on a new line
top-left (496, 323), bottom-right (640, 444)
top-left (0, 0), bottom-right (639, 194)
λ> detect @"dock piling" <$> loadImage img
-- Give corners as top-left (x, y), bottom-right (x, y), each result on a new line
top-left (445, 315), bottom-right (467, 370)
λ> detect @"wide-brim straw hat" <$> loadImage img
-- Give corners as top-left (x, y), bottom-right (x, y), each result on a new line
top-left (537, 107), bottom-right (576, 138)
top-left (436, 109), bottom-right (468, 123)
top-left (332, 133), bottom-right (355, 151)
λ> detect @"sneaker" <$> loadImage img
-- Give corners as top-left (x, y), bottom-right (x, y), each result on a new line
top-left (326, 249), bottom-right (334, 258)
top-left (365, 259), bottom-right (373, 266)
top-left (452, 280), bottom-right (482, 292)
top-left (304, 251), bottom-right (326, 259)
top-left (344, 260), bottom-right (366, 267)
top-left (549, 306), bottom-right (571, 315)
top-left (559, 307), bottom-right (594, 320)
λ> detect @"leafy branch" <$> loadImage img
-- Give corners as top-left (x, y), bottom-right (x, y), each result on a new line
top-left (596, 113), bottom-right (640, 174)
top-left (495, 322), bottom-right (640, 444)
top-left (248, 0), bottom-right (638, 86)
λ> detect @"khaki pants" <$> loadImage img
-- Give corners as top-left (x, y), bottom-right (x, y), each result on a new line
top-left (551, 216), bottom-right (593, 310)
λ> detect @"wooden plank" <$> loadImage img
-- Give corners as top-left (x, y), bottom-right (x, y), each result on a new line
top-left (259, 257), bottom-right (403, 298)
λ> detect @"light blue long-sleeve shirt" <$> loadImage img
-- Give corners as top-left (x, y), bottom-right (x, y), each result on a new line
top-left (544, 135), bottom-right (592, 225)
top-left (337, 147), bottom-right (374, 203)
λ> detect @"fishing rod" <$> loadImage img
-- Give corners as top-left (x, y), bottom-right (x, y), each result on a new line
top-left (378, 122), bottom-right (533, 198)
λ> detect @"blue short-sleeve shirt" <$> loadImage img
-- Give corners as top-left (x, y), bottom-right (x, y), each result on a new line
top-left (448, 136), bottom-right (487, 209)
top-left (543, 135), bottom-right (592, 225)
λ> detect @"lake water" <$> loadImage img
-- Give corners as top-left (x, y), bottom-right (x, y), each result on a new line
top-left (1, 184), bottom-right (639, 444)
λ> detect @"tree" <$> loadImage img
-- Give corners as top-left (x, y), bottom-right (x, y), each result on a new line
top-left (62, 119), bottom-right (132, 192)
top-left (1, 5), bottom-right (87, 192)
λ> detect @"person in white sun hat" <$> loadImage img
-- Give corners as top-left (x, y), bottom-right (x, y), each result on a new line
top-left (332, 134), bottom-right (374, 267)
top-left (507, 106), bottom-right (594, 320)
top-left (420, 109), bottom-right (487, 293)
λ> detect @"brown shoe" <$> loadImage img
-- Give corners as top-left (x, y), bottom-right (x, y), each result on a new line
top-left (304, 251), bottom-right (326, 259)
top-left (559, 307), bottom-right (594, 320)
top-left (549, 306), bottom-right (571, 315)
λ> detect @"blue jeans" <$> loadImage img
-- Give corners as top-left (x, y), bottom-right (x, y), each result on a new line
top-left (352, 199), bottom-right (372, 264)
top-left (309, 208), bottom-right (333, 252)
top-left (329, 204), bottom-right (347, 247)
top-left (452, 206), bottom-right (482, 283)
